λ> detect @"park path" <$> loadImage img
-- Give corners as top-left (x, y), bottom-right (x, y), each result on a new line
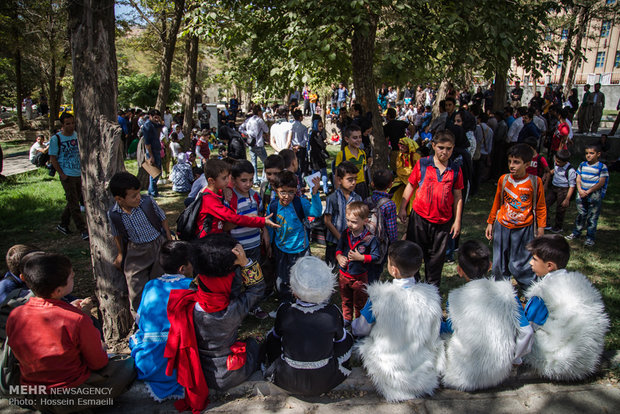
top-left (1, 153), bottom-right (37, 177)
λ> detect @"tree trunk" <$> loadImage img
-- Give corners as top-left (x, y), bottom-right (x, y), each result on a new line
top-left (14, 48), bottom-right (25, 130)
top-left (48, 53), bottom-right (57, 132)
top-left (155, 0), bottom-right (185, 113)
top-left (433, 80), bottom-right (450, 119)
top-left (558, 23), bottom-right (574, 92)
top-left (351, 12), bottom-right (388, 170)
top-left (182, 35), bottom-right (199, 148)
top-left (564, 6), bottom-right (589, 97)
top-left (68, 0), bottom-right (133, 351)
top-left (493, 68), bottom-right (508, 113)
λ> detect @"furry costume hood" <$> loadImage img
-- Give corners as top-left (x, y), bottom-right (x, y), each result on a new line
top-left (290, 256), bottom-right (335, 304)
top-left (524, 270), bottom-right (609, 380)
top-left (356, 281), bottom-right (443, 402)
top-left (441, 278), bottom-right (520, 391)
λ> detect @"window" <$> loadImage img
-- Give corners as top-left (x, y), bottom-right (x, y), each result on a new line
top-left (596, 51), bottom-right (606, 68)
top-left (558, 55), bottom-right (563, 68)
top-left (601, 21), bottom-right (611, 38)
top-left (615, 51), bottom-right (620, 68)
top-left (561, 28), bottom-right (568, 40)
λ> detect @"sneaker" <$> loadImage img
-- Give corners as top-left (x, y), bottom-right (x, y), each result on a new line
top-left (268, 310), bottom-right (278, 319)
top-left (57, 224), bottom-right (71, 235)
top-left (249, 306), bottom-right (268, 320)
top-left (565, 233), bottom-right (578, 241)
top-left (81, 232), bottom-right (89, 241)
top-left (584, 238), bottom-right (595, 247)
top-left (550, 227), bottom-right (562, 234)
top-left (544, 226), bottom-right (553, 231)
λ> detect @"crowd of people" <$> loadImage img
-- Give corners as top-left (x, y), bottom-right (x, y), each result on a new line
top-left (1, 79), bottom-right (614, 412)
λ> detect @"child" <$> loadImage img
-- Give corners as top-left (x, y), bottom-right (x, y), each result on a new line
top-left (194, 159), bottom-right (279, 239)
top-left (195, 130), bottom-right (211, 167)
top-left (336, 201), bottom-right (380, 325)
top-left (108, 172), bottom-right (172, 316)
top-left (566, 144), bottom-right (609, 246)
top-left (485, 143), bottom-right (546, 290)
top-left (170, 152), bottom-right (195, 193)
top-left (169, 132), bottom-right (182, 161)
top-left (330, 128), bottom-right (340, 145)
top-left (279, 148), bottom-right (298, 173)
top-left (1, 244), bottom-right (39, 304)
top-left (353, 241), bottom-right (443, 402)
top-left (392, 137), bottom-right (420, 216)
top-left (324, 162), bottom-right (362, 267)
top-left (524, 235), bottom-right (609, 380)
top-left (440, 240), bottom-right (534, 391)
top-left (229, 160), bottom-right (263, 262)
top-left (265, 256), bottom-right (352, 396)
top-left (335, 124), bottom-right (370, 198)
top-left (544, 149), bottom-right (576, 233)
top-left (165, 234), bottom-right (265, 413)
top-left (258, 154), bottom-right (285, 216)
top-left (398, 130), bottom-right (464, 287)
top-left (267, 171), bottom-right (322, 302)
top-left (524, 136), bottom-right (550, 186)
top-left (6, 253), bottom-right (135, 410)
top-left (367, 169), bottom-right (398, 283)
top-left (129, 240), bottom-right (193, 401)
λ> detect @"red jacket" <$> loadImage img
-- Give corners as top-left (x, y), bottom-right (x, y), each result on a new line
top-left (197, 187), bottom-right (266, 237)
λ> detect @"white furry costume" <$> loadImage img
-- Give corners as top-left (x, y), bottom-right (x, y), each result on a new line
top-left (524, 270), bottom-right (609, 380)
top-left (441, 278), bottom-right (521, 391)
top-left (356, 281), bottom-right (443, 402)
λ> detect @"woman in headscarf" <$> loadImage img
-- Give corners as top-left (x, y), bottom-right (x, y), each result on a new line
top-left (165, 233), bottom-right (265, 413)
top-left (392, 137), bottom-right (420, 215)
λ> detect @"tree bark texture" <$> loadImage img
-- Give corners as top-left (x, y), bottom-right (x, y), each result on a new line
top-left (68, 0), bottom-right (133, 350)
top-left (182, 34), bottom-right (199, 146)
top-left (155, 0), bottom-right (185, 113)
top-left (351, 13), bottom-right (388, 170)
top-left (433, 80), bottom-right (450, 119)
top-left (558, 24), bottom-right (574, 93)
top-left (493, 69), bottom-right (508, 113)
top-left (14, 47), bottom-right (24, 130)
top-left (564, 6), bottom-right (589, 97)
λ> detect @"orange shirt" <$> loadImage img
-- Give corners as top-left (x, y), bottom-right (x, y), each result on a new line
top-left (487, 174), bottom-right (546, 229)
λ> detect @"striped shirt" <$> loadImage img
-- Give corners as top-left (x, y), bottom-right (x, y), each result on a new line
top-left (577, 161), bottom-right (609, 196)
top-left (108, 196), bottom-right (166, 244)
top-left (229, 189), bottom-right (262, 250)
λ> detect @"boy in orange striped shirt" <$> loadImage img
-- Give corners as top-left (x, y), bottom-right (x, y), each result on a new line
top-left (485, 143), bottom-right (546, 289)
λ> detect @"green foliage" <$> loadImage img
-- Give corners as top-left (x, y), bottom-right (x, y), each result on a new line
top-left (118, 73), bottom-right (181, 109)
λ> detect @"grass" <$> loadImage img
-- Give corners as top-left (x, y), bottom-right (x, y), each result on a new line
top-left (1, 149), bottom-right (619, 351)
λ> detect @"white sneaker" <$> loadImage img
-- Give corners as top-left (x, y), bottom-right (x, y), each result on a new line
top-left (268, 310), bottom-right (278, 318)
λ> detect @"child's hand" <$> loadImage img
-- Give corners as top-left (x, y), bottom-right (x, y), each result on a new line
top-left (536, 227), bottom-right (544, 237)
top-left (336, 254), bottom-right (349, 268)
top-left (223, 187), bottom-right (233, 203)
top-left (348, 248), bottom-right (365, 262)
top-left (113, 254), bottom-right (123, 270)
top-left (398, 206), bottom-right (408, 223)
top-left (311, 176), bottom-right (321, 194)
top-left (450, 221), bottom-right (461, 239)
top-left (578, 188), bottom-right (587, 198)
top-left (485, 223), bottom-right (493, 241)
top-left (264, 213), bottom-right (281, 228)
top-left (561, 198), bottom-right (570, 208)
top-left (232, 244), bottom-right (249, 267)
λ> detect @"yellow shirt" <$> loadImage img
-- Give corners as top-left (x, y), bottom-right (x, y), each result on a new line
top-left (335, 146), bottom-right (367, 183)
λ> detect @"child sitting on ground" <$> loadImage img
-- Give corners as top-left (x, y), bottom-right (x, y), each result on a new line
top-left (486, 143), bottom-right (546, 290)
top-left (165, 234), bottom-right (265, 413)
top-left (544, 149), bottom-right (576, 233)
top-left (336, 201), bottom-right (380, 325)
top-left (324, 162), bottom-right (362, 268)
top-left (265, 256), bottom-right (353, 396)
top-left (170, 152), bottom-right (195, 193)
top-left (267, 171), bottom-right (322, 302)
top-left (108, 172), bottom-right (172, 317)
top-left (129, 240), bottom-right (193, 402)
top-left (524, 235), bottom-right (609, 380)
top-left (440, 240), bottom-right (533, 391)
top-left (1, 245), bottom-right (39, 304)
top-left (6, 253), bottom-right (135, 411)
top-left (353, 241), bottom-right (443, 402)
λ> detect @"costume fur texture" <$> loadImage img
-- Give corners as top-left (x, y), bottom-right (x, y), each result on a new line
top-left (524, 270), bottom-right (609, 380)
top-left (441, 278), bottom-right (520, 391)
top-left (289, 256), bottom-right (335, 304)
top-left (356, 281), bottom-right (443, 402)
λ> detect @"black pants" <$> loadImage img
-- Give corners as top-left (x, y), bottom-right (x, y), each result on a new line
top-left (406, 212), bottom-right (451, 287)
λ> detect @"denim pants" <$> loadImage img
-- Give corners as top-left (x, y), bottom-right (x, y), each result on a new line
top-left (492, 223), bottom-right (535, 290)
top-left (146, 151), bottom-right (161, 196)
top-left (572, 190), bottom-right (603, 240)
top-left (250, 145), bottom-right (268, 183)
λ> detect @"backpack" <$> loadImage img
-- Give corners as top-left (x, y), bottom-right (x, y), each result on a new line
top-left (500, 174), bottom-right (539, 231)
top-left (417, 156), bottom-right (460, 188)
top-left (364, 196), bottom-right (392, 263)
top-left (176, 189), bottom-right (213, 241)
top-left (0, 338), bottom-right (19, 398)
top-left (563, 164), bottom-right (576, 201)
top-left (108, 195), bottom-right (164, 266)
top-left (268, 196), bottom-right (309, 230)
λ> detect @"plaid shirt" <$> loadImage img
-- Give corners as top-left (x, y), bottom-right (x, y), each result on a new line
top-left (108, 196), bottom-right (166, 244)
top-left (371, 190), bottom-right (398, 242)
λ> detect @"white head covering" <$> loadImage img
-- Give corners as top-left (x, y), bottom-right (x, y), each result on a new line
top-left (290, 256), bottom-right (336, 304)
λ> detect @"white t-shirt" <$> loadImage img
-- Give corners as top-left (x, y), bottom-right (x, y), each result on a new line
top-left (270, 120), bottom-right (293, 152)
top-left (169, 141), bottom-right (182, 159)
top-left (29, 142), bottom-right (47, 161)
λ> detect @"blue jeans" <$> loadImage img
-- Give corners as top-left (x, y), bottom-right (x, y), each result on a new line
top-left (492, 223), bottom-right (535, 290)
top-left (146, 152), bottom-right (161, 196)
top-left (572, 190), bottom-right (603, 241)
top-left (313, 167), bottom-right (328, 194)
top-left (250, 145), bottom-right (268, 183)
